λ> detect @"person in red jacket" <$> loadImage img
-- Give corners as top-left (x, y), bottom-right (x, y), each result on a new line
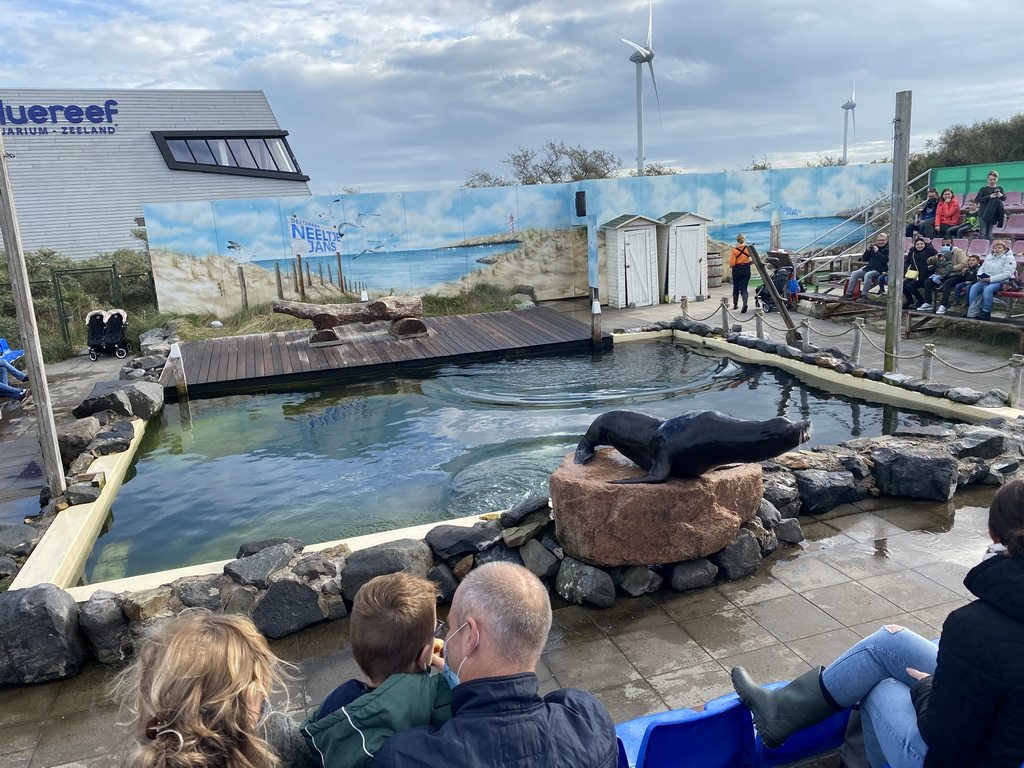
top-left (933, 188), bottom-right (962, 237)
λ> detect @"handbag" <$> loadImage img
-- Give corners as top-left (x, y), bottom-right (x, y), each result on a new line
top-left (905, 269), bottom-right (919, 280)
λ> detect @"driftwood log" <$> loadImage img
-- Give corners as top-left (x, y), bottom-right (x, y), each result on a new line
top-left (273, 297), bottom-right (426, 345)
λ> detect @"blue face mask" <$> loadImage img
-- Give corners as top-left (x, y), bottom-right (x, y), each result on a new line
top-left (442, 621), bottom-right (468, 688)
top-left (942, 245), bottom-right (951, 252)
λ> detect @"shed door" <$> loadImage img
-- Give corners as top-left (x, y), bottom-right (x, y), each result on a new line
top-left (623, 228), bottom-right (654, 306)
top-left (672, 225), bottom-right (703, 300)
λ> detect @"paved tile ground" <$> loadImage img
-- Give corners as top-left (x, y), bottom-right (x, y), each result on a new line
top-left (0, 292), bottom-right (1012, 767)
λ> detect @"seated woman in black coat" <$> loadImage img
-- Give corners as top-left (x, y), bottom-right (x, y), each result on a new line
top-left (902, 237), bottom-right (937, 309)
top-left (732, 478), bottom-right (1024, 768)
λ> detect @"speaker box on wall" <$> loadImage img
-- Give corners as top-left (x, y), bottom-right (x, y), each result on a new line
top-left (575, 191), bottom-right (587, 217)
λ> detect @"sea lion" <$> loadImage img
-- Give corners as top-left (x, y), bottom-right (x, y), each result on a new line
top-left (573, 409), bottom-right (811, 484)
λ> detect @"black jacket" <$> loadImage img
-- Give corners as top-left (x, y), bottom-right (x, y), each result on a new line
top-left (912, 555), bottom-right (1024, 768)
top-left (370, 673), bottom-right (618, 768)
top-left (906, 243), bottom-right (938, 276)
top-left (976, 185), bottom-right (1007, 226)
top-left (862, 243), bottom-right (890, 273)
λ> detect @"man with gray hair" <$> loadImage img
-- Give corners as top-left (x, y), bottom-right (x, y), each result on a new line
top-left (371, 561), bottom-right (618, 767)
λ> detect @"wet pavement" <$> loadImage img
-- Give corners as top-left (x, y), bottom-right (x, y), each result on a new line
top-left (0, 296), bottom-right (1013, 767)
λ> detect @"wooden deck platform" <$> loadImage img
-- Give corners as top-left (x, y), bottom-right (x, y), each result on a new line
top-left (170, 307), bottom-right (610, 396)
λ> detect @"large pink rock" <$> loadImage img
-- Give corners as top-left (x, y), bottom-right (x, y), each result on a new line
top-left (550, 450), bottom-right (763, 567)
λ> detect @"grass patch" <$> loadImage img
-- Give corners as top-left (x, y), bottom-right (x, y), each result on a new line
top-left (421, 283), bottom-right (518, 316)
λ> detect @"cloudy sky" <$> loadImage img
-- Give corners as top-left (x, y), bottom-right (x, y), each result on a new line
top-left (3, 0), bottom-right (1022, 195)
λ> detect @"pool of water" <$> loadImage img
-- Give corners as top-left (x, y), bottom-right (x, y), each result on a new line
top-left (85, 341), bottom-right (955, 581)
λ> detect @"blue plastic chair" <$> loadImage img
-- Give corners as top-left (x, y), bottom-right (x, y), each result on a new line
top-left (615, 692), bottom-right (757, 768)
top-left (755, 682), bottom-right (852, 767)
top-left (0, 338), bottom-right (23, 364)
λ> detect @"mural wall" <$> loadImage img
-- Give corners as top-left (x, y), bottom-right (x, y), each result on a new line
top-left (144, 164), bottom-right (892, 315)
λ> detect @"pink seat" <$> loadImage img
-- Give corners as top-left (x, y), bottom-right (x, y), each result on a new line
top-left (1013, 240), bottom-right (1024, 256)
top-left (903, 236), bottom-right (913, 251)
top-left (967, 238), bottom-right (990, 257)
top-left (931, 238), bottom-right (943, 249)
top-left (1002, 214), bottom-right (1024, 236)
top-left (965, 192), bottom-right (978, 206)
top-left (1004, 190), bottom-right (1023, 207)
top-left (952, 238), bottom-right (969, 251)
top-left (954, 193), bottom-right (965, 206)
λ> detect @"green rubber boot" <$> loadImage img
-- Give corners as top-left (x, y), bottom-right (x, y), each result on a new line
top-left (730, 665), bottom-right (841, 750)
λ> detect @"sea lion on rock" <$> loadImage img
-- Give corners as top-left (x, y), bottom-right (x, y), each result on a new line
top-left (573, 409), bottom-right (811, 484)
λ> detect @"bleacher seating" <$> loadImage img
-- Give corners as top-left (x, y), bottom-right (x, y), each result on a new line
top-left (1013, 240), bottom-right (1024, 257)
top-left (967, 239), bottom-right (991, 258)
top-left (1004, 190), bottom-right (1024, 213)
top-left (0, 338), bottom-right (23, 365)
top-left (952, 238), bottom-right (969, 251)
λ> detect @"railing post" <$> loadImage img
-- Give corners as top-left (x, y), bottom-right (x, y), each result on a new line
top-left (720, 297), bottom-right (729, 330)
top-left (754, 310), bottom-right (764, 339)
top-left (680, 296), bottom-right (689, 320)
top-left (851, 318), bottom-right (864, 364)
top-left (801, 318), bottom-right (813, 352)
top-left (1009, 354), bottom-right (1024, 408)
top-left (922, 344), bottom-right (936, 381)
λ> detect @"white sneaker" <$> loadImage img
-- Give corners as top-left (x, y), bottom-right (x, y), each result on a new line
top-left (918, 303), bottom-right (932, 310)
top-left (935, 305), bottom-right (947, 315)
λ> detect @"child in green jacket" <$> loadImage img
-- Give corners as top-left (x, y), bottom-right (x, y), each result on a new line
top-left (301, 573), bottom-right (452, 767)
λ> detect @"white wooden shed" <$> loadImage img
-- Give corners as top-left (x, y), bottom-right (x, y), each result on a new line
top-left (656, 211), bottom-right (712, 302)
top-left (601, 214), bottom-right (662, 309)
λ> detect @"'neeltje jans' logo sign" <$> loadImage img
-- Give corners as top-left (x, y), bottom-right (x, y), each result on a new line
top-left (0, 98), bottom-right (119, 136)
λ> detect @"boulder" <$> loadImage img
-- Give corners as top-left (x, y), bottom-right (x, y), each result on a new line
top-left (763, 471), bottom-right (801, 517)
top-left (425, 525), bottom-right (502, 560)
top-left (120, 367), bottom-right (147, 381)
top-left (501, 511), bottom-right (548, 547)
top-left (452, 554), bottom-right (474, 580)
top-left (744, 518), bottom-right (778, 556)
top-left (252, 580), bottom-right (323, 639)
top-left (341, 539), bottom-right (434, 601)
top-left (0, 555), bottom-right (17, 577)
top-left (0, 523), bottom-right (39, 556)
top-left (174, 575), bottom-right (224, 611)
top-left (223, 583), bottom-right (257, 615)
top-left (88, 420), bottom-right (136, 456)
top-left (976, 389), bottom-right (1009, 408)
top-left (79, 589), bottom-right (131, 665)
top-left (756, 499), bottom-right (782, 530)
top-left (555, 557), bottom-right (615, 608)
top-left (870, 445), bottom-right (959, 502)
top-left (292, 552), bottom-right (337, 581)
top-left (120, 382), bottom-right (165, 420)
top-left (57, 417), bottom-right (101, 465)
top-left (130, 354), bottom-right (167, 371)
top-left (519, 539), bottom-right (559, 580)
top-left (619, 566), bottom-right (663, 597)
top-left (72, 381), bottom-right (164, 420)
top-left (550, 451), bottom-right (763, 567)
top-left (224, 542), bottom-right (295, 590)
top-left (0, 584), bottom-right (86, 684)
top-left (794, 469), bottom-right (861, 515)
top-left (499, 496), bottom-right (550, 527)
top-left (123, 586), bottom-right (173, 622)
top-left (474, 542), bottom-right (525, 568)
top-left (237, 538), bottom-right (304, 558)
top-left (948, 430), bottom-right (1009, 460)
top-left (66, 483), bottom-right (102, 506)
top-left (774, 517), bottom-right (805, 544)
top-left (946, 387), bottom-right (982, 405)
top-left (428, 563), bottom-right (459, 604)
top-left (710, 529), bottom-right (762, 581)
top-left (670, 559), bottom-right (718, 591)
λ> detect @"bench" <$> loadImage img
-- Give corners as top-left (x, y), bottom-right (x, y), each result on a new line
top-left (798, 292), bottom-right (887, 320)
top-left (905, 307), bottom-right (1024, 353)
top-left (0, 338), bottom-right (24, 365)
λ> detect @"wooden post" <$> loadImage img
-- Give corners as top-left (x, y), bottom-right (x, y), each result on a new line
top-left (720, 297), bottom-right (729, 330)
top-left (590, 288), bottom-right (602, 347)
top-left (274, 263), bottom-right (284, 300)
top-left (305, 261), bottom-right (312, 287)
top-left (885, 91), bottom-right (912, 372)
top-left (754, 310), bottom-right (764, 339)
top-left (327, 265), bottom-right (333, 285)
top-left (0, 132), bottom-right (66, 497)
top-left (922, 343), bottom-right (935, 380)
top-left (236, 265), bottom-right (248, 310)
top-left (336, 252), bottom-right (343, 288)
top-left (748, 244), bottom-right (801, 346)
top-left (770, 210), bottom-right (781, 251)
top-left (295, 254), bottom-right (306, 300)
top-left (852, 317), bottom-right (864, 364)
top-left (1009, 354), bottom-right (1024, 408)
top-left (318, 264), bottom-right (324, 286)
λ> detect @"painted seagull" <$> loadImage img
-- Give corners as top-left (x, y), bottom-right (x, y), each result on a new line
top-left (339, 213), bottom-right (381, 229)
top-left (354, 234), bottom-right (395, 259)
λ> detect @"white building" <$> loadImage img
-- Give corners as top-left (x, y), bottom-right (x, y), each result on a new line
top-left (0, 88), bottom-right (311, 260)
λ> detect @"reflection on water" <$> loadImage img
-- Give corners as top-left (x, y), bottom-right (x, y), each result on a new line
top-left (86, 341), bottom-right (957, 580)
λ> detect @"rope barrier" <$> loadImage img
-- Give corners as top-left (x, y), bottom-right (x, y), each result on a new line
top-left (804, 323), bottom-right (856, 338)
top-left (756, 314), bottom-right (793, 332)
top-left (686, 306), bottom-right (722, 323)
top-left (927, 355), bottom-right (1011, 375)
top-left (722, 307), bottom-right (756, 324)
top-left (859, 332), bottom-right (925, 360)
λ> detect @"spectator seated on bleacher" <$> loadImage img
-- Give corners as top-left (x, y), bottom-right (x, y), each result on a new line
top-left (919, 238), bottom-right (967, 311)
top-left (902, 237), bottom-right (937, 309)
top-left (967, 239), bottom-right (1017, 321)
top-left (843, 233), bottom-right (889, 300)
top-left (906, 188), bottom-right (939, 238)
top-left (731, 478), bottom-right (1024, 768)
top-left (947, 199), bottom-right (980, 239)
top-left (935, 253), bottom-right (980, 315)
top-left (0, 358), bottom-right (29, 404)
top-left (933, 187), bottom-right (962, 238)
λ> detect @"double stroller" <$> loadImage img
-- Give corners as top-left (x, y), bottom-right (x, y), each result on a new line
top-left (86, 309), bottom-right (132, 361)
top-left (755, 266), bottom-right (797, 313)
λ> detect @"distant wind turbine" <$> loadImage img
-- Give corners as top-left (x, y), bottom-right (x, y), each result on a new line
top-left (841, 85), bottom-right (857, 163)
top-left (622, 0), bottom-right (661, 176)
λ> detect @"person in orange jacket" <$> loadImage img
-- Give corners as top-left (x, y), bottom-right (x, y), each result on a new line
top-left (729, 234), bottom-right (753, 313)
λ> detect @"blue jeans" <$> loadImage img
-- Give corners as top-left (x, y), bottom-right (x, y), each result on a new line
top-left (967, 280), bottom-right (1003, 315)
top-left (0, 358), bottom-right (27, 400)
top-left (821, 627), bottom-right (938, 768)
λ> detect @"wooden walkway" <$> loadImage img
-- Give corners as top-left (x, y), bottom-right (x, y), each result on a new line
top-left (171, 307), bottom-right (610, 396)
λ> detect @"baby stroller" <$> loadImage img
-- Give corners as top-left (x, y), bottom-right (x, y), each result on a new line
top-left (755, 266), bottom-right (795, 313)
top-left (86, 309), bottom-right (132, 361)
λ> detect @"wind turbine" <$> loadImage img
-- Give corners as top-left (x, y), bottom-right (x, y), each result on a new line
top-left (622, 0), bottom-right (661, 176)
top-left (841, 85), bottom-right (857, 164)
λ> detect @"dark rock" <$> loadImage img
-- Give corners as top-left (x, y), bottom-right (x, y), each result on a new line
top-left (555, 557), bottom-right (615, 608)
top-left (520, 539), bottom-right (560, 580)
top-left (425, 524), bottom-right (503, 559)
top-left (428, 563), bottom-right (459, 604)
top-left (130, 354), bottom-right (167, 371)
top-left (725, 332), bottom-right (741, 342)
top-left (79, 590), bottom-right (130, 665)
top-left (849, 367), bottom-right (869, 378)
top-left (223, 583), bottom-right (257, 615)
top-left (236, 538), bottom-right (304, 559)
top-left (920, 382), bottom-right (949, 398)
top-left (67, 450), bottom-right (98, 477)
top-left (120, 367), bottom-right (147, 381)
top-left (689, 323), bottom-right (711, 337)
top-left (948, 430), bottom-right (1008, 460)
top-left (341, 539), bottom-right (434, 601)
top-left (710, 529), bottom-right (762, 581)
top-left (991, 458), bottom-right (1021, 475)
top-left (800, 353), bottom-right (819, 365)
top-left (252, 580), bottom-right (323, 639)
top-left (123, 587), bottom-right (173, 622)
top-left (754, 340), bottom-right (778, 353)
top-left (946, 387), bottom-right (982, 405)
top-left (57, 417), bottom-right (101, 465)
top-left (0, 555), bottom-right (17, 577)
top-left (175, 575), bottom-right (223, 611)
top-left (744, 518), bottom-right (778, 555)
top-left (870, 446), bottom-right (958, 501)
top-left (0, 584), bottom-right (86, 684)
top-left (318, 592), bottom-right (348, 621)
top-left (822, 347), bottom-right (849, 361)
top-left (670, 559), bottom-right (718, 590)
top-left (794, 469), bottom-right (859, 515)
top-left (865, 369), bottom-right (886, 382)
top-left (736, 335), bottom-right (758, 348)
top-left (502, 511), bottom-right (549, 547)
top-left (803, 343), bottom-right (820, 354)
top-left (775, 345), bottom-right (802, 359)
top-left (0, 523), bottom-right (39, 556)
top-left (88, 420), bottom-right (135, 456)
top-left (224, 542), bottom-right (295, 590)
top-left (958, 459), bottom-right (990, 486)
top-left (893, 425), bottom-right (954, 439)
top-left (539, 535), bottom-right (564, 559)
top-left (838, 455), bottom-right (871, 480)
top-left (72, 384), bottom-right (134, 419)
top-left (619, 566), bottom-right (663, 597)
top-left (900, 378), bottom-right (927, 392)
top-left (499, 496), bottom-right (550, 527)
top-left (834, 361), bottom-right (854, 374)
top-left (763, 471), bottom-right (801, 517)
top-left (671, 318), bottom-right (692, 332)
top-left (475, 542), bottom-right (525, 568)
top-left (757, 499), bottom-right (782, 529)
top-left (976, 389), bottom-right (1009, 408)
top-left (66, 483), bottom-right (102, 505)
top-left (292, 552), bottom-right (336, 580)
top-left (881, 372), bottom-right (911, 387)
top-left (774, 517), bottom-right (805, 544)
